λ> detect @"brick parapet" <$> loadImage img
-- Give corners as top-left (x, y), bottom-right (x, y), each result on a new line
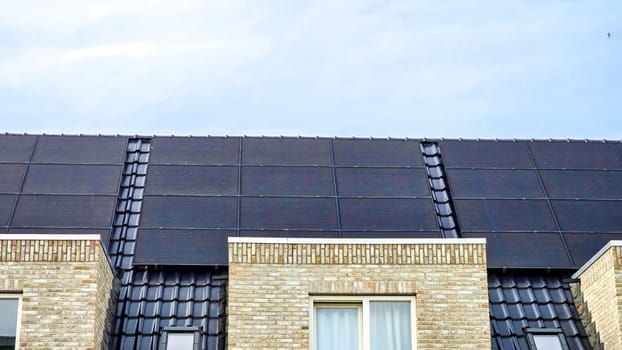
top-left (228, 239), bottom-right (490, 350)
top-left (228, 241), bottom-right (486, 265)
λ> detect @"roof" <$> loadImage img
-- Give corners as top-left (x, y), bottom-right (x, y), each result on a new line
top-left (489, 271), bottom-right (590, 350)
top-left (3, 134), bottom-right (620, 350)
top-left (3, 134), bottom-right (621, 268)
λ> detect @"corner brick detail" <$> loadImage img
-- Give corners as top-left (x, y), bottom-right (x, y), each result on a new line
top-left (574, 245), bottom-right (622, 350)
top-left (0, 238), bottom-right (115, 350)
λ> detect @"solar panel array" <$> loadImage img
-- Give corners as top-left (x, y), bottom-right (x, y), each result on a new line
top-left (441, 139), bottom-right (622, 268)
top-left (135, 137), bottom-right (438, 265)
top-left (2, 135), bottom-right (621, 269)
top-left (0, 135), bottom-right (127, 243)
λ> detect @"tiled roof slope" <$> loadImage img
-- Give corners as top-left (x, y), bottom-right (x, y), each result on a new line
top-left (112, 269), bottom-right (227, 350)
top-left (489, 271), bottom-right (591, 350)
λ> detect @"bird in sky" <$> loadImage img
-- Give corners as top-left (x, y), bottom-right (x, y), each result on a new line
top-left (608, 32), bottom-right (611, 39)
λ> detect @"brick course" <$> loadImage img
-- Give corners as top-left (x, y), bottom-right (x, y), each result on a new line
top-left (0, 237), bottom-right (115, 350)
top-left (228, 239), bottom-right (490, 350)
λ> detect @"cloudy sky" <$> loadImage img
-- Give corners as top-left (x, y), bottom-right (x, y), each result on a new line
top-left (0, 1), bottom-right (620, 138)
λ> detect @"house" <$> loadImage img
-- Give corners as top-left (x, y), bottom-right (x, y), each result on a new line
top-left (0, 134), bottom-right (621, 349)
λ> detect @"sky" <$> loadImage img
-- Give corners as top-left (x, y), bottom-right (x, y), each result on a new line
top-left (0, 0), bottom-right (620, 138)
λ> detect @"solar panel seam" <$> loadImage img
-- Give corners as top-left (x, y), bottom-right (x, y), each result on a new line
top-left (525, 142), bottom-right (575, 268)
top-left (329, 139), bottom-right (343, 237)
top-left (5, 135), bottom-right (39, 232)
top-left (236, 137), bottom-right (242, 238)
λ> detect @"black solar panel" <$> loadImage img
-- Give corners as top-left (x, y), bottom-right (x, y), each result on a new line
top-left (530, 141), bottom-right (622, 169)
top-left (141, 196), bottom-right (237, 229)
top-left (134, 229), bottom-right (232, 265)
top-left (0, 194), bottom-right (16, 226)
top-left (0, 135), bottom-right (36, 163)
top-left (336, 168), bottom-right (430, 197)
top-left (242, 138), bottom-right (332, 165)
top-left (552, 200), bottom-right (622, 232)
top-left (342, 231), bottom-right (441, 238)
top-left (440, 141), bottom-right (533, 168)
top-left (239, 230), bottom-right (340, 238)
top-left (339, 198), bottom-right (437, 230)
top-left (240, 197), bottom-right (338, 230)
top-left (455, 199), bottom-right (557, 232)
top-left (22, 164), bottom-right (122, 194)
top-left (540, 170), bottom-right (622, 199)
top-left (446, 169), bottom-right (543, 198)
top-left (333, 139), bottom-right (422, 166)
top-left (32, 136), bottom-right (128, 164)
top-left (466, 232), bottom-right (572, 268)
top-left (564, 233), bottom-right (619, 267)
top-left (11, 195), bottom-right (115, 227)
top-left (150, 137), bottom-right (239, 165)
top-left (145, 165), bottom-right (238, 195)
top-left (0, 164), bottom-right (27, 193)
top-left (241, 166), bottom-right (334, 196)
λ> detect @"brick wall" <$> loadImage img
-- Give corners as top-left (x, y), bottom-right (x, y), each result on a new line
top-left (228, 238), bottom-right (490, 350)
top-left (573, 243), bottom-right (622, 350)
top-left (0, 235), bottom-right (115, 350)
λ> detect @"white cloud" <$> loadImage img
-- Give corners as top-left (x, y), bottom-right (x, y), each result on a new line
top-left (0, 0), bottom-right (620, 137)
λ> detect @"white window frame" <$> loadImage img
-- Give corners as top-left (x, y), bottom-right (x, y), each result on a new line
top-left (525, 328), bottom-right (570, 350)
top-left (158, 326), bottom-right (201, 350)
top-left (0, 293), bottom-right (22, 350)
top-left (309, 295), bottom-right (416, 350)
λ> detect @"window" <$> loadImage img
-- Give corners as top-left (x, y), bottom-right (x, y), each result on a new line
top-left (310, 296), bottom-right (416, 350)
top-left (0, 294), bottom-right (21, 350)
top-left (525, 328), bottom-right (570, 350)
top-left (158, 326), bottom-right (201, 350)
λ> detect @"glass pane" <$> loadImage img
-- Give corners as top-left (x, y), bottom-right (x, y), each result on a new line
top-left (243, 138), bottom-right (332, 165)
top-left (0, 164), bottom-right (27, 193)
top-left (336, 168), bottom-right (430, 197)
top-left (552, 200), bottom-right (622, 232)
top-left (167, 332), bottom-right (195, 350)
top-left (134, 229), bottom-right (233, 266)
top-left (339, 198), bottom-right (438, 230)
top-left (145, 165), bottom-right (238, 195)
top-left (0, 134), bottom-right (36, 163)
top-left (150, 137), bottom-right (239, 165)
top-left (316, 307), bottom-right (358, 350)
top-left (23, 164), bottom-right (122, 195)
top-left (242, 166), bottom-right (334, 196)
top-left (370, 301), bottom-right (411, 350)
top-left (440, 141), bottom-right (533, 168)
top-left (454, 199), bottom-right (557, 232)
top-left (529, 141), bottom-right (622, 169)
top-left (533, 334), bottom-right (564, 350)
top-left (32, 135), bottom-right (128, 164)
top-left (446, 169), bottom-right (543, 198)
top-left (0, 298), bottom-right (18, 349)
top-left (241, 197), bottom-right (338, 230)
top-left (12, 195), bottom-right (116, 228)
top-left (333, 139), bottom-right (422, 166)
top-left (141, 196), bottom-right (237, 229)
top-left (541, 170), bottom-right (622, 199)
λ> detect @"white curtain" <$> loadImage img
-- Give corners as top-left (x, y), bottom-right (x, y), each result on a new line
top-left (370, 301), bottom-right (411, 350)
top-left (316, 307), bottom-right (359, 350)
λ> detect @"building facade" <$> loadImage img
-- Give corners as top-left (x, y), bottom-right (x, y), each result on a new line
top-left (1, 134), bottom-right (622, 349)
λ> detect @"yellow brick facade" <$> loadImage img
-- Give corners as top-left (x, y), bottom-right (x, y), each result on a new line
top-left (228, 239), bottom-right (490, 350)
top-left (0, 236), bottom-right (115, 350)
top-left (574, 244), bottom-right (622, 350)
